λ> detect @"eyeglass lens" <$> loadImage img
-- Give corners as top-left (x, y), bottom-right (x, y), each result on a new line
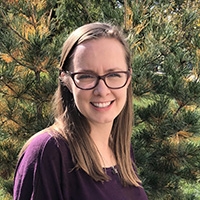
top-left (72, 71), bottom-right (129, 90)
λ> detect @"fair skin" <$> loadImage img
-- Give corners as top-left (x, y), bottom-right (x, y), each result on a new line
top-left (64, 38), bottom-right (131, 167)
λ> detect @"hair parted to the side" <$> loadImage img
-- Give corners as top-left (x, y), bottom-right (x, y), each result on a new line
top-left (51, 22), bottom-right (141, 187)
top-left (19, 22), bottom-right (141, 187)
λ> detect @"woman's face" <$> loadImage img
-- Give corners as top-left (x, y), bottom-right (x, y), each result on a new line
top-left (68, 38), bottom-right (131, 127)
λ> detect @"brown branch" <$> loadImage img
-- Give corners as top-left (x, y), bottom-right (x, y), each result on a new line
top-left (0, 79), bottom-right (18, 96)
top-left (173, 101), bottom-right (188, 117)
top-left (0, 9), bottom-right (30, 44)
top-left (77, 2), bottom-right (93, 22)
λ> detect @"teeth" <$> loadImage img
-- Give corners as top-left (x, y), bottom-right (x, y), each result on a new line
top-left (93, 102), bottom-right (111, 108)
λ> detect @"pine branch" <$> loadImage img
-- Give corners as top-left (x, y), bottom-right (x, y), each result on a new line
top-left (0, 9), bottom-right (30, 44)
top-left (77, 1), bottom-right (93, 22)
top-left (0, 79), bottom-right (18, 96)
top-left (7, 52), bottom-right (28, 68)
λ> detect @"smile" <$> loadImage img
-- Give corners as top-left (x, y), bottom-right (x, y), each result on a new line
top-left (91, 101), bottom-right (113, 108)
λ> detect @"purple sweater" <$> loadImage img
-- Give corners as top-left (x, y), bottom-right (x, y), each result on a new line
top-left (13, 132), bottom-right (148, 200)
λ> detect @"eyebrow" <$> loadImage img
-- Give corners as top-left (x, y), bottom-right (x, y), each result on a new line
top-left (75, 68), bottom-right (124, 73)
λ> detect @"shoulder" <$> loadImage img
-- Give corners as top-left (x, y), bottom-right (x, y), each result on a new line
top-left (14, 129), bottom-right (72, 199)
top-left (26, 130), bottom-right (61, 150)
top-left (19, 128), bottom-right (70, 165)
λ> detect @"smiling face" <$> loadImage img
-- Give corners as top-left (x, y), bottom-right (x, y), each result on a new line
top-left (68, 38), bottom-right (131, 127)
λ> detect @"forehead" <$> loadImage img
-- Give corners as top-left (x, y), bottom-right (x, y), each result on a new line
top-left (76, 37), bottom-right (125, 53)
top-left (72, 38), bottom-right (127, 71)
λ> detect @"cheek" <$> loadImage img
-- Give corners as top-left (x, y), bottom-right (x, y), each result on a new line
top-left (115, 88), bottom-right (128, 106)
top-left (121, 86), bottom-right (130, 104)
top-left (71, 89), bottom-right (89, 108)
top-left (66, 78), bottom-right (74, 92)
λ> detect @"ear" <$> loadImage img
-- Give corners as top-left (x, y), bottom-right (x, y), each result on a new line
top-left (59, 72), bottom-right (72, 92)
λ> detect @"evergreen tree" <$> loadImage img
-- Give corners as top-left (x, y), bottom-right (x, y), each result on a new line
top-left (0, 0), bottom-right (199, 199)
top-left (0, 0), bottom-right (60, 198)
top-left (127, 0), bottom-right (200, 199)
top-left (0, 0), bottom-right (124, 198)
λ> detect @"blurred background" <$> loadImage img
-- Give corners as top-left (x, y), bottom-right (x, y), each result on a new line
top-left (0, 0), bottom-right (200, 199)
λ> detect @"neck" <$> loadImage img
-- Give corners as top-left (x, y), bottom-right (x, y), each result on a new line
top-left (89, 121), bottom-right (116, 168)
top-left (89, 121), bottom-right (113, 145)
top-left (95, 144), bottom-right (116, 168)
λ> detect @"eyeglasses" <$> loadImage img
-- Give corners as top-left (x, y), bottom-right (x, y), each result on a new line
top-left (66, 70), bottom-right (131, 90)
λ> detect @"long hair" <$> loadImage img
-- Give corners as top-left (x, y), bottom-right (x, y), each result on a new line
top-left (20, 22), bottom-right (141, 187)
top-left (52, 22), bottom-right (141, 186)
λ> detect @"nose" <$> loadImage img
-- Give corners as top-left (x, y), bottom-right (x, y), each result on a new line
top-left (93, 79), bottom-right (110, 96)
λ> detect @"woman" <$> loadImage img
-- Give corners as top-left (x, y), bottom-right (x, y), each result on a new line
top-left (13, 22), bottom-right (148, 200)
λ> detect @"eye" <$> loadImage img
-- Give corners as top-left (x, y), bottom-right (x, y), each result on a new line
top-left (107, 72), bottom-right (122, 78)
top-left (75, 73), bottom-right (96, 80)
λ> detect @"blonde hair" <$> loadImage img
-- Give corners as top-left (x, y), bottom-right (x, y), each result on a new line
top-left (21, 22), bottom-right (141, 187)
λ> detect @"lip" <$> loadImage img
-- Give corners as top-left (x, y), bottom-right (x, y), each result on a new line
top-left (91, 100), bottom-right (114, 108)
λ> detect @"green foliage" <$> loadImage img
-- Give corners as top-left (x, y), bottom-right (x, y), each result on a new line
top-left (0, 176), bottom-right (12, 200)
top-left (54, 0), bottom-right (124, 33)
top-left (179, 179), bottom-right (200, 199)
top-left (0, 0), bottom-right (200, 199)
top-left (130, 0), bottom-right (200, 198)
top-left (0, 0), bottom-right (60, 191)
top-left (0, 138), bottom-right (19, 179)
